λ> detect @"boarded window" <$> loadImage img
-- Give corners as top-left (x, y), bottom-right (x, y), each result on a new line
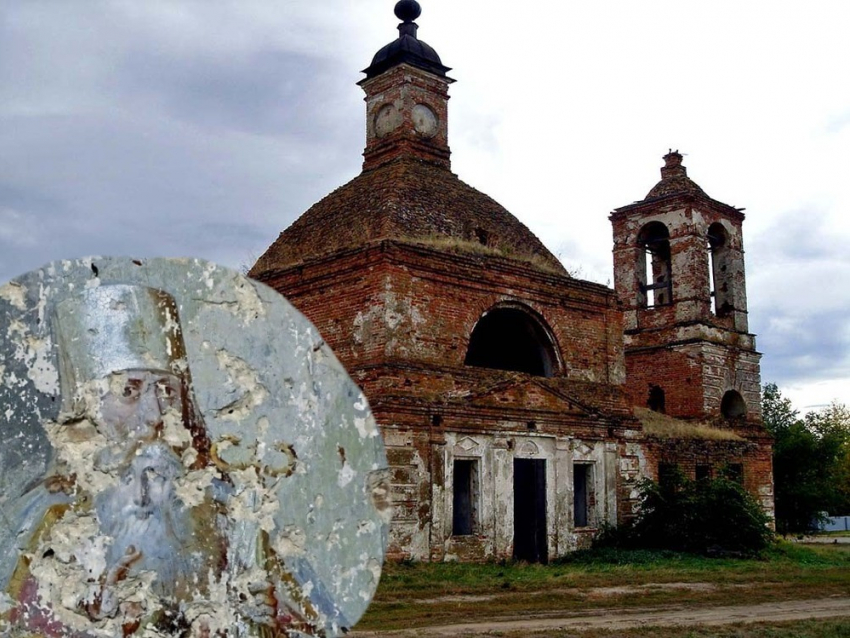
top-left (452, 459), bottom-right (479, 536)
top-left (574, 464), bottom-right (593, 528)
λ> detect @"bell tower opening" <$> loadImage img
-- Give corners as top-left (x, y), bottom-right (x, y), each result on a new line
top-left (465, 306), bottom-right (559, 377)
top-left (707, 222), bottom-right (733, 317)
top-left (637, 221), bottom-right (672, 308)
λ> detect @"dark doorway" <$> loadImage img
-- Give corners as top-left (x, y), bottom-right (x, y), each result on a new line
top-left (513, 459), bottom-right (547, 564)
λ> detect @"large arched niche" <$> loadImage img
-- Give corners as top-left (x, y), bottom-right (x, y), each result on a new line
top-left (464, 303), bottom-right (561, 377)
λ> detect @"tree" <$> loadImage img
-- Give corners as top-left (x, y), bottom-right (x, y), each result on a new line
top-left (762, 384), bottom-right (850, 533)
top-left (596, 469), bottom-right (773, 556)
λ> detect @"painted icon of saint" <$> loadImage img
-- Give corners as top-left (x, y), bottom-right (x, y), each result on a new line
top-left (2, 285), bottom-right (323, 637)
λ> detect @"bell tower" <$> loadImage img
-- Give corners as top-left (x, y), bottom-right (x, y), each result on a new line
top-left (610, 152), bottom-right (762, 422)
top-left (359, 0), bottom-right (454, 171)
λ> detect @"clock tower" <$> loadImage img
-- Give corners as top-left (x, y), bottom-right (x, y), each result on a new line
top-left (359, 0), bottom-right (454, 171)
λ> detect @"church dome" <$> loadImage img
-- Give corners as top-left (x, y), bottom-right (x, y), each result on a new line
top-left (250, 157), bottom-right (567, 278)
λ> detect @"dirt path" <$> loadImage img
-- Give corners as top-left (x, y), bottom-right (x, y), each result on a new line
top-left (350, 596), bottom-right (850, 637)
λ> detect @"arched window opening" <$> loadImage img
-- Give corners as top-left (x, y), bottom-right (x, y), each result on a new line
top-left (464, 306), bottom-right (558, 377)
top-left (721, 390), bottom-right (747, 419)
top-left (707, 223), bottom-right (732, 317)
top-left (647, 385), bottom-right (666, 413)
top-left (637, 222), bottom-right (672, 308)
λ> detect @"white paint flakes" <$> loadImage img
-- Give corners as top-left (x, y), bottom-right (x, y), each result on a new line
top-left (337, 463), bottom-right (356, 488)
top-left (231, 281), bottom-right (266, 325)
top-left (0, 281), bottom-right (26, 310)
top-left (273, 525), bottom-right (307, 558)
top-left (214, 349), bottom-right (268, 421)
top-left (354, 416), bottom-right (378, 439)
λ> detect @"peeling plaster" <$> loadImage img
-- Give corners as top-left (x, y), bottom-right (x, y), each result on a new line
top-left (0, 258), bottom-right (388, 637)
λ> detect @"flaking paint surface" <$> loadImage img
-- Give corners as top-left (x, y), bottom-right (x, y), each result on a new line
top-left (0, 257), bottom-right (388, 637)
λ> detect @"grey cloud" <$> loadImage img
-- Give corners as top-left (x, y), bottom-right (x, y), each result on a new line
top-left (757, 309), bottom-right (850, 387)
top-left (748, 208), bottom-right (850, 390)
top-left (118, 48), bottom-right (343, 137)
top-left (0, 2), bottom-right (371, 284)
top-left (749, 208), bottom-right (847, 262)
top-left (0, 105), bottom-right (359, 282)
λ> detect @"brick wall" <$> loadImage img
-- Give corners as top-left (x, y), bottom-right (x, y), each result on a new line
top-left (263, 240), bottom-right (624, 385)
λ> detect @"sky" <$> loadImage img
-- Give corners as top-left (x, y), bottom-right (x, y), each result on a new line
top-left (1, 0), bottom-right (848, 413)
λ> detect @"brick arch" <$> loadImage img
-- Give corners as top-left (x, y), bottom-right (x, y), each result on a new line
top-left (636, 221), bottom-right (672, 308)
top-left (721, 389), bottom-right (747, 418)
top-left (464, 301), bottom-right (562, 377)
top-left (707, 222), bottom-right (734, 317)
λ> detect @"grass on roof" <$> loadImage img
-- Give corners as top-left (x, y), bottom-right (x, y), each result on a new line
top-left (634, 407), bottom-right (743, 441)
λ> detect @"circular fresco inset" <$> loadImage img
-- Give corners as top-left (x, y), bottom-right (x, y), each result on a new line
top-left (0, 257), bottom-right (389, 637)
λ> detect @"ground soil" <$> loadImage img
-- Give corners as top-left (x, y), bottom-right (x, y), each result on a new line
top-left (350, 594), bottom-right (850, 637)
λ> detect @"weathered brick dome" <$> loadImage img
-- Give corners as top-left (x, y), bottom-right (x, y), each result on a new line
top-left (250, 156), bottom-right (567, 278)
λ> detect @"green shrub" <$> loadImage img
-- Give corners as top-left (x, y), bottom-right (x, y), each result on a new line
top-left (597, 469), bottom-right (774, 556)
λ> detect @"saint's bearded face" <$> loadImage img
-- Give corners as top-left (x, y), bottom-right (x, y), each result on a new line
top-left (96, 370), bottom-right (184, 444)
top-left (96, 443), bottom-right (192, 597)
top-left (114, 449), bottom-right (179, 521)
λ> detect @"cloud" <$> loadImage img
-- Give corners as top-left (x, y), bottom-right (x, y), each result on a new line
top-left (748, 208), bottom-right (850, 393)
top-left (0, 0), bottom-right (848, 414)
top-left (0, 1), bottom-right (371, 283)
top-left (0, 207), bottom-right (40, 247)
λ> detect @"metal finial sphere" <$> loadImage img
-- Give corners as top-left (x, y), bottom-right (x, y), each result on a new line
top-left (395, 0), bottom-right (421, 22)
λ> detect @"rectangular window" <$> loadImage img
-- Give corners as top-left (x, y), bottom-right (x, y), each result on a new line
top-left (452, 459), bottom-right (479, 536)
top-left (658, 463), bottom-right (678, 489)
top-left (695, 465), bottom-right (711, 481)
top-left (726, 463), bottom-right (744, 484)
top-left (574, 464), bottom-right (593, 528)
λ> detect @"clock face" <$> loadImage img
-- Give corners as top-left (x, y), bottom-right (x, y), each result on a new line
top-left (412, 104), bottom-right (438, 138)
top-left (374, 104), bottom-right (400, 138)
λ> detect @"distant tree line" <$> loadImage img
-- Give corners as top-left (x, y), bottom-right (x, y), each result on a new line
top-left (762, 383), bottom-right (850, 534)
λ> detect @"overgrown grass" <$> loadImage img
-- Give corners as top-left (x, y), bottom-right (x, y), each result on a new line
top-left (403, 236), bottom-right (569, 276)
top-left (635, 407), bottom-right (743, 440)
top-left (357, 543), bottom-right (850, 631)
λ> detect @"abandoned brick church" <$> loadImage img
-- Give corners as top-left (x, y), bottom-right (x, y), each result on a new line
top-left (250, 1), bottom-right (774, 562)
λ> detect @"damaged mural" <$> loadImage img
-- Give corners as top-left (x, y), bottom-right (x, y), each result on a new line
top-left (0, 257), bottom-right (389, 637)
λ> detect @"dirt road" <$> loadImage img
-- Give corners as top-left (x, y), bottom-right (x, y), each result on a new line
top-left (350, 596), bottom-right (850, 637)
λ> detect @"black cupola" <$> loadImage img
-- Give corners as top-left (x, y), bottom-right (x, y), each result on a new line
top-left (362, 1), bottom-right (451, 79)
